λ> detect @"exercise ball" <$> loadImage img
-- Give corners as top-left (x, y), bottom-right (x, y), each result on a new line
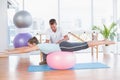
top-left (13, 33), bottom-right (32, 48)
top-left (13, 10), bottom-right (32, 28)
top-left (47, 51), bottom-right (76, 70)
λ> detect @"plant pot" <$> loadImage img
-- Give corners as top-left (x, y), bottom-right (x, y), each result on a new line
top-left (102, 45), bottom-right (111, 54)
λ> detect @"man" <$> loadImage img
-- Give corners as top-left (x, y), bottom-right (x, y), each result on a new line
top-left (40, 19), bottom-right (69, 64)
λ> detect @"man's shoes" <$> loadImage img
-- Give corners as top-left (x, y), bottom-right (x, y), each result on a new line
top-left (39, 61), bottom-right (47, 65)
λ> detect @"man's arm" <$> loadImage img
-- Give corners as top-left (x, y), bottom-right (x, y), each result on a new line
top-left (56, 28), bottom-right (69, 43)
top-left (56, 35), bottom-right (69, 44)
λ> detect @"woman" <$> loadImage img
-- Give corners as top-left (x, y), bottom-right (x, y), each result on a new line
top-left (0, 37), bottom-right (115, 55)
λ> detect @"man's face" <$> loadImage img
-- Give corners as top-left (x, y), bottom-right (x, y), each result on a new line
top-left (50, 23), bottom-right (57, 32)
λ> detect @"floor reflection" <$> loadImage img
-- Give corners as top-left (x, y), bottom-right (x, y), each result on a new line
top-left (43, 70), bottom-right (76, 80)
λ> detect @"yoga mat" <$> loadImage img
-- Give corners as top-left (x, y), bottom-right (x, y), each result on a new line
top-left (28, 62), bottom-right (109, 72)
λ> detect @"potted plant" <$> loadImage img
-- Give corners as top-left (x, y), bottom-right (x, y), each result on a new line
top-left (92, 22), bottom-right (117, 53)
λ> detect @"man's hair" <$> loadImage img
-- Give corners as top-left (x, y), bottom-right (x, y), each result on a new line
top-left (28, 37), bottom-right (39, 44)
top-left (49, 19), bottom-right (57, 25)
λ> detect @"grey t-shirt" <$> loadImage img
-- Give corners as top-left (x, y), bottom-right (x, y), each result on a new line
top-left (37, 43), bottom-right (61, 54)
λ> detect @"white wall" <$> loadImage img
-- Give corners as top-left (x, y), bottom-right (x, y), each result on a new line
top-left (0, 0), bottom-right (8, 51)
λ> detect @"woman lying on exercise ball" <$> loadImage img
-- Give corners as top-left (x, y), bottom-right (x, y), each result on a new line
top-left (0, 37), bottom-right (115, 55)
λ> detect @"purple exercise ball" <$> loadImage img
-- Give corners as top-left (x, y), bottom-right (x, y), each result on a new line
top-left (13, 33), bottom-right (32, 48)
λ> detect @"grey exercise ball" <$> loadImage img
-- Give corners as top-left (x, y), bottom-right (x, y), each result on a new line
top-left (13, 10), bottom-right (32, 28)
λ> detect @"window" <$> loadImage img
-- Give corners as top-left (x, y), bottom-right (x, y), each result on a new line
top-left (8, 0), bottom-right (58, 46)
top-left (60, 0), bottom-right (91, 32)
top-left (93, 0), bottom-right (113, 26)
top-left (117, 0), bottom-right (120, 19)
top-left (24, 0), bottom-right (58, 30)
top-left (117, 0), bottom-right (120, 41)
top-left (7, 9), bottom-right (16, 46)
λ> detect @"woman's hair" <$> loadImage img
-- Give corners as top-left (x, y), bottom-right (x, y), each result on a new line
top-left (28, 37), bottom-right (39, 45)
top-left (49, 19), bottom-right (57, 25)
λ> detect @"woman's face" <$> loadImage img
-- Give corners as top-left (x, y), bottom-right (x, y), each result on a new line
top-left (27, 42), bottom-right (36, 47)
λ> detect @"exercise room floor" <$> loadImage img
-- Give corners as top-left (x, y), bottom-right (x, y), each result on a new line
top-left (0, 53), bottom-right (120, 80)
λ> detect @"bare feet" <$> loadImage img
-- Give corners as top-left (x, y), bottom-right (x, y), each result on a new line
top-left (105, 40), bottom-right (115, 45)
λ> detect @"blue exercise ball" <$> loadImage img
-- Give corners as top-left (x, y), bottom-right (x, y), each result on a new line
top-left (13, 33), bottom-right (32, 48)
top-left (13, 10), bottom-right (32, 28)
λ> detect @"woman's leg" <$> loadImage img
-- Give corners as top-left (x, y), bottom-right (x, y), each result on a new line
top-left (87, 40), bottom-right (115, 47)
top-left (59, 41), bottom-right (89, 51)
top-left (39, 52), bottom-right (47, 65)
top-left (59, 40), bottom-right (115, 52)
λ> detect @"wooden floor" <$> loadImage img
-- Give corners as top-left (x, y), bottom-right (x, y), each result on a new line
top-left (0, 53), bottom-right (120, 80)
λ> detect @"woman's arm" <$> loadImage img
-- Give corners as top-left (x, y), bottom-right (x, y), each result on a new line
top-left (6, 46), bottom-right (29, 51)
top-left (5, 45), bottom-right (39, 54)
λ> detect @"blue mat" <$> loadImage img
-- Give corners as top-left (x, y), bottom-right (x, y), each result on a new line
top-left (28, 62), bottom-right (109, 72)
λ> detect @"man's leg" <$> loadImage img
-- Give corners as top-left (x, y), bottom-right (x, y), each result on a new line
top-left (39, 53), bottom-right (47, 65)
top-left (87, 40), bottom-right (115, 47)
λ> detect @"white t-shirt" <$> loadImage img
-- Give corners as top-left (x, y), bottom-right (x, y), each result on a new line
top-left (45, 27), bottom-right (63, 43)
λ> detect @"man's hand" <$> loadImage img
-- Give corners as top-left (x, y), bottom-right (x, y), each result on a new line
top-left (46, 39), bottom-right (50, 43)
top-left (56, 35), bottom-right (69, 44)
top-left (63, 35), bottom-right (69, 41)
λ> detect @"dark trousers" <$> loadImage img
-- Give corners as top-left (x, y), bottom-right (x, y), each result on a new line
top-left (59, 41), bottom-right (89, 52)
top-left (42, 52), bottom-right (47, 61)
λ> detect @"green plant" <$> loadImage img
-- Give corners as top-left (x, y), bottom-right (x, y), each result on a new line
top-left (92, 22), bottom-right (117, 41)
